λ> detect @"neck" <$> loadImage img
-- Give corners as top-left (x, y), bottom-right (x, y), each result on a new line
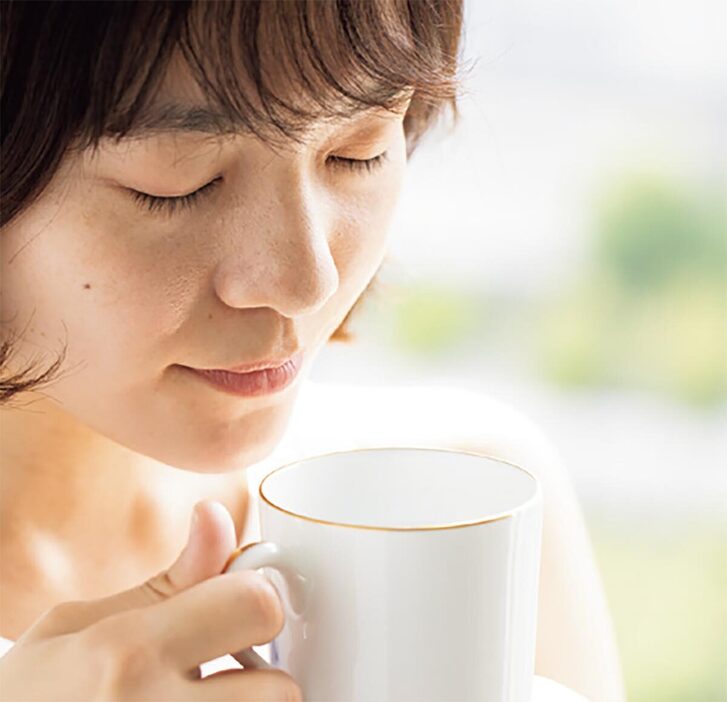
top-left (0, 394), bottom-right (249, 637)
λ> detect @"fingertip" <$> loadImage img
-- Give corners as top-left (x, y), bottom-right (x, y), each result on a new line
top-left (199, 499), bottom-right (236, 533)
top-left (193, 499), bottom-right (238, 568)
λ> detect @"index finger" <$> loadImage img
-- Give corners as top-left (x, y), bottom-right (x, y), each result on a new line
top-left (128, 569), bottom-right (285, 671)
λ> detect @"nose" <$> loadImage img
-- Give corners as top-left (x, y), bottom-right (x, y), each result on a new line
top-left (212, 173), bottom-right (339, 318)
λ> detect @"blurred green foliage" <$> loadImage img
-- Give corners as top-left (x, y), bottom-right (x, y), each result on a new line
top-left (597, 178), bottom-right (726, 292)
top-left (379, 174), bottom-right (725, 408)
top-left (380, 281), bottom-right (485, 358)
top-left (592, 521), bottom-right (727, 702)
top-left (537, 174), bottom-right (727, 408)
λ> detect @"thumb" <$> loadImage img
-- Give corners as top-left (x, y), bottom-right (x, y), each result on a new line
top-left (26, 499), bottom-right (239, 641)
top-left (164, 498), bottom-right (240, 590)
top-left (104, 498), bottom-right (240, 610)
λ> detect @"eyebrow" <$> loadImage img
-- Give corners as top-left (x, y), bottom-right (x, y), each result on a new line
top-left (120, 103), bottom-right (252, 138)
top-left (119, 98), bottom-right (410, 139)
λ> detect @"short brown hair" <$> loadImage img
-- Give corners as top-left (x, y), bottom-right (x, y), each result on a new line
top-left (1, 0), bottom-right (466, 404)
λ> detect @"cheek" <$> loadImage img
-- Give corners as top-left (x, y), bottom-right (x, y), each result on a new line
top-left (1, 201), bottom-right (203, 387)
top-left (330, 169), bottom-right (405, 288)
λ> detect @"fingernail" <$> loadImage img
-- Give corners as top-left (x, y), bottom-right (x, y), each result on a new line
top-left (188, 502), bottom-right (202, 541)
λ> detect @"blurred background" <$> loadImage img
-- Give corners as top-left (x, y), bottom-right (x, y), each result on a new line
top-left (310, 0), bottom-right (727, 699)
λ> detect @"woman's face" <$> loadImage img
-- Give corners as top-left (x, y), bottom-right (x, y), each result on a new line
top-left (1, 57), bottom-right (412, 473)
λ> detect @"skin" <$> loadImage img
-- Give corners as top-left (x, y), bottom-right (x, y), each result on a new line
top-left (0, 52), bottom-right (412, 637)
top-left (0, 53), bottom-right (626, 701)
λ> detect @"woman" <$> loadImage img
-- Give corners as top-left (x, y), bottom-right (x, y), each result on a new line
top-left (0, 1), bottom-right (625, 700)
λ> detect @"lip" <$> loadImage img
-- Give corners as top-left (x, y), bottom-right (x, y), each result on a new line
top-left (183, 350), bottom-right (304, 397)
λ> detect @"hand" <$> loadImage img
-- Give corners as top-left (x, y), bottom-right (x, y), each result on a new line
top-left (0, 500), bottom-right (302, 701)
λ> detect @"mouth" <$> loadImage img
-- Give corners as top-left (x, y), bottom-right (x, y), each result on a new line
top-left (181, 350), bottom-right (304, 397)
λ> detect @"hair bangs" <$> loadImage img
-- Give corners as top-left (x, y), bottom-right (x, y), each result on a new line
top-left (82, 0), bottom-right (464, 154)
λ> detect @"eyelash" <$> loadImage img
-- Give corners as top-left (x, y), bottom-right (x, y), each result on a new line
top-left (129, 152), bottom-right (389, 215)
top-left (129, 177), bottom-right (222, 215)
top-left (328, 152), bottom-right (389, 174)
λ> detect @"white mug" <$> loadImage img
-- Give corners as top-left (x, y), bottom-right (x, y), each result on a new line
top-left (225, 446), bottom-right (543, 702)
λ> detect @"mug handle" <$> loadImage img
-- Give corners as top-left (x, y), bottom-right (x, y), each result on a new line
top-left (221, 541), bottom-right (305, 670)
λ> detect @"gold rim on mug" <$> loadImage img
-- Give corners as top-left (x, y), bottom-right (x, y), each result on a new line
top-left (256, 445), bottom-right (541, 533)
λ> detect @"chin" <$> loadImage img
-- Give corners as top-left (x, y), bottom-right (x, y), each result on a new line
top-left (153, 392), bottom-right (297, 475)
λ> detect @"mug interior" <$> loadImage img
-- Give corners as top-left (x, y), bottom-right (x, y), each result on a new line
top-left (260, 447), bottom-right (538, 529)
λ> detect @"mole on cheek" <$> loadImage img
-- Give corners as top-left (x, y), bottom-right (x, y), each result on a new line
top-left (83, 283), bottom-right (91, 289)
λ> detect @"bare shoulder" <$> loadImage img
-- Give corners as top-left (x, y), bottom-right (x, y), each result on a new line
top-left (285, 379), bottom-right (567, 482)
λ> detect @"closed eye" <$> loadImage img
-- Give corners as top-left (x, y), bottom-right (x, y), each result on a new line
top-left (327, 152), bottom-right (389, 173)
top-left (128, 176), bottom-right (222, 215)
top-left (128, 152), bottom-right (389, 216)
